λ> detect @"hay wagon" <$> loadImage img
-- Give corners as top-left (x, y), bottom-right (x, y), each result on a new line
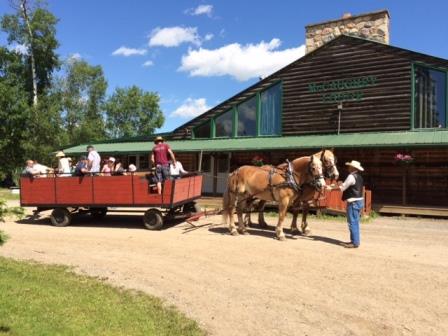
top-left (20, 173), bottom-right (203, 230)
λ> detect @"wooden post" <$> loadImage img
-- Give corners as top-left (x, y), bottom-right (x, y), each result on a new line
top-left (402, 167), bottom-right (407, 205)
top-left (198, 150), bottom-right (203, 172)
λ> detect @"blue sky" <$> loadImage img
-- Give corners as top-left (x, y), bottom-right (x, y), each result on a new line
top-left (1, 0), bottom-right (448, 133)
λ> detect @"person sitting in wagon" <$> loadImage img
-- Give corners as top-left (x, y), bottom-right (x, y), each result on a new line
top-left (74, 156), bottom-right (89, 176)
top-left (32, 160), bottom-right (53, 177)
top-left (151, 136), bottom-right (176, 194)
top-left (55, 151), bottom-right (71, 176)
top-left (22, 160), bottom-right (39, 177)
top-left (170, 160), bottom-right (188, 179)
top-left (101, 157), bottom-right (115, 176)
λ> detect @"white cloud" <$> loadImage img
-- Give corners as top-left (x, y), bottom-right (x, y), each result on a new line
top-left (204, 33), bottom-right (214, 41)
top-left (179, 38), bottom-right (305, 81)
top-left (170, 98), bottom-right (210, 118)
top-left (149, 26), bottom-right (201, 47)
top-left (8, 43), bottom-right (28, 55)
top-left (68, 53), bottom-right (82, 61)
top-left (185, 4), bottom-right (213, 17)
top-left (112, 46), bottom-right (147, 56)
top-left (142, 60), bottom-right (154, 67)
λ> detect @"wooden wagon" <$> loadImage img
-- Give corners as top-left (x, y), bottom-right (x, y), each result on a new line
top-left (20, 173), bottom-right (203, 230)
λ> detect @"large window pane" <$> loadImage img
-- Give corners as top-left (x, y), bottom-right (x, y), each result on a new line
top-left (194, 120), bottom-right (211, 138)
top-left (215, 109), bottom-right (233, 137)
top-left (237, 96), bottom-right (257, 136)
top-left (260, 83), bottom-right (282, 135)
top-left (414, 66), bottom-right (446, 128)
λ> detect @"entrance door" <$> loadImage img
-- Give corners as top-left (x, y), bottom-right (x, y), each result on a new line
top-left (215, 154), bottom-right (230, 194)
top-left (200, 153), bottom-right (230, 195)
top-left (202, 154), bottom-right (214, 194)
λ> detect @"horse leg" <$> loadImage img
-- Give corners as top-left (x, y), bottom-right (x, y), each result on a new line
top-left (276, 197), bottom-right (289, 241)
top-left (224, 191), bottom-right (238, 236)
top-left (290, 208), bottom-right (301, 236)
top-left (244, 197), bottom-right (254, 228)
top-left (257, 200), bottom-right (269, 229)
top-left (237, 196), bottom-right (249, 235)
top-left (301, 202), bottom-right (311, 236)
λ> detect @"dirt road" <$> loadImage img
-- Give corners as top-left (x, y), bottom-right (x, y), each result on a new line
top-left (1, 210), bottom-right (448, 336)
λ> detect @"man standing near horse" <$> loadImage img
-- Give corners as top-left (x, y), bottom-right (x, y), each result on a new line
top-left (331, 160), bottom-right (364, 248)
top-left (151, 136), bottom-right (176, 195)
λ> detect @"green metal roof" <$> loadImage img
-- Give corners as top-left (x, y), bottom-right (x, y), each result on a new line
top-left (63, 130), bottom-right (448, 155)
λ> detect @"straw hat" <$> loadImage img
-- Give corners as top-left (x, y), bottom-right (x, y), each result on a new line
top-left (55, 151), bottom-right (65, 158)
top-left (154, 136), bottom-right (164, 143)
top-left (345, 160), bottom-right (364, 171)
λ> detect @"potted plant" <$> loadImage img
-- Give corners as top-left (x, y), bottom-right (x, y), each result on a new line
top-left (394, 153), bottom-right (414, 205)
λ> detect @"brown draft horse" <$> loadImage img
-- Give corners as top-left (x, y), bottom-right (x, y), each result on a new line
top-left (222, 155), bottom-right (325, 241)
top-left (246, 149), bottom-right (339, 235)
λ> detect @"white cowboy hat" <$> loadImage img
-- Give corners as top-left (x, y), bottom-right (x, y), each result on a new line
top-left (345, 160), bottom-right (364, 171)
top-left (55, 151), bottom-right (65, 158)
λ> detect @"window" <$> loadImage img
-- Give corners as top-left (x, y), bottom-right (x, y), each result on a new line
top-left (260, 82), bottom-right (282, 135)
top-left (237, 96), bottom-right (257, 136)
top-left (191, 82), bottom-right (282, 138)
top-left (194, 120), bottom-right (211, 138)
top-left (414, 65), bottom-right (447, 128)
top-left (215, 109), bottom-right (233, 137)
top-left (139, 155), bottom-right (149, 169)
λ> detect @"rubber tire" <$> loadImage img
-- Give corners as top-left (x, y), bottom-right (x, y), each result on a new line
top-left (143, 209), bottom-right (164, 230)
top-left (183, 202), bottom-right (201, 214)
top-left (50, 208), bottom-right (71, 227)
top-left (90, 207), bottom-right (107, 220)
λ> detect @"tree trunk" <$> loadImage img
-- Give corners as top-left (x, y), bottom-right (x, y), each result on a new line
top-left (20, 0), bottom-right (38, 106)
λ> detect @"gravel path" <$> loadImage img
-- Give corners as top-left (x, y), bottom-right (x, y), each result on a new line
top-left (1, 209), bottom-right (448, 336)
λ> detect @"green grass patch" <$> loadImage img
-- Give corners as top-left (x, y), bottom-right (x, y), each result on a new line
top-left (0, 257), bottom-right (205, 336)
top-left (0, 188), bottom-right (19, 201)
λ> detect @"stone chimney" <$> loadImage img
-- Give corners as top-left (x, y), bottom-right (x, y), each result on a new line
top-left (305, 10), bottom-right (390, 53)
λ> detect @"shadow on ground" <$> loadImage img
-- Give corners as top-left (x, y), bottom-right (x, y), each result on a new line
top-left (15, 213), bottom-right (185, 231)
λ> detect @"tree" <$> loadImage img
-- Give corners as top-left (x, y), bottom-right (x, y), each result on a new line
top-left (105, 86), bottom-right (164, 139)
top-left (1, 0), bottom-right (59, 106)
top-left (60, 59), bottom-right (108, 144)
top-left (0, 47), bottom-right (33, 175)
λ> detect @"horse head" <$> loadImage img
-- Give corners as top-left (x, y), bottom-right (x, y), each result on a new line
top-left (308, 155), bottom-right (326, 190)
top-left (317, 149), bottom-right (339, 181)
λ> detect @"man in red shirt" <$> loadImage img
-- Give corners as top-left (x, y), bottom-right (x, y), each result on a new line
top-left (151, 136), bottom-right (176, 194)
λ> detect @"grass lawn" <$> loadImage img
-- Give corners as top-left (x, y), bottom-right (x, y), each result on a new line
top-left (0, 188), bottom-right (19, 201)
top-left (0, 257), bottom-right (205, 336)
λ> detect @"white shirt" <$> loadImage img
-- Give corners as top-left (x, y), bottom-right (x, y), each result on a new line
top-left (58, 157), bottom-right (71, 174)
top-left (170, 161), bottom-right (187, 176)
top-left (88, 150), bottom-right (101, 173)
top-left (340, 173), bottom-right (363, 203)
top-left (32, 163), bottom-right (51, 177)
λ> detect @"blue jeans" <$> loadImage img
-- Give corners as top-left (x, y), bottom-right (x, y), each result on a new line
top-left (346, 199), bottom-right (364, 246)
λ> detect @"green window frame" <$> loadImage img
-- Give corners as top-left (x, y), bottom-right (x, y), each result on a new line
top-left (191, 81), bottom-right (283, 139)
top-left (411, 63), bottom-right (448, 129)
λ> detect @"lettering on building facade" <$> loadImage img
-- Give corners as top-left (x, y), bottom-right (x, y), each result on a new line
top-left (308, 75), bottom-right (378, 103)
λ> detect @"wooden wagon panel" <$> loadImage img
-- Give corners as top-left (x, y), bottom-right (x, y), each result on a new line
top-left (55, 176), bottom-right (94, 205)
top-left (93, 176), bottom-right (133, 205)
top-left (20, 177), bottom-right (56, 205)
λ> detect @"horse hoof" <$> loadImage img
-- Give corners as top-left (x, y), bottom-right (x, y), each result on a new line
top-left (230, 230), bottom-right (239, 236)
top-left (291, 229), bottom-right (301, 236)
top-left (242, 231), bottom-right (250, 235)
top-left (277, 236), bottom-right (286, 241)
top-left (303, 229), bottom-right (311, 236)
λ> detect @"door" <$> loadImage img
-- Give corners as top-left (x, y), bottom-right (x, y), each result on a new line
top-left (202, 154), bottom-right (214, 194)
top-left (215, 154), bottom-right (230, 194)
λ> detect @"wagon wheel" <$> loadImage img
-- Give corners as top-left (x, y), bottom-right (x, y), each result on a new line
top-left (90, 207), bottom-right (108, 220)
top-left (50, 208), bottom-right (71, 227)
top-left (143, 209), bottom-right (164, 230)
top-left (182, 201), bottom-right (201, 214)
